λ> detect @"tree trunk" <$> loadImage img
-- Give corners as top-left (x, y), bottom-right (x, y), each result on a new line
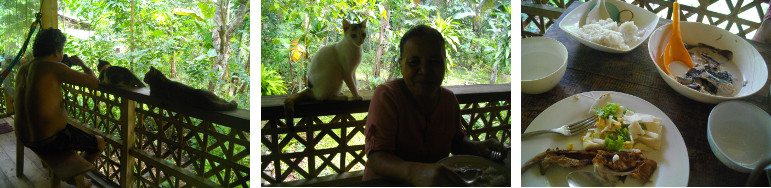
top-left (490, 60), bottom-right (498, 84)
top-left (170, 51), bottom-right (177, 78)
top-left (129, 0), bottom-right (135, 70)
top-left (208, 0), bottom-right (249, 92)
top-left (237, 53), bottom-right (250, 95)
top-left (373, 9), bottom-right (390, 79)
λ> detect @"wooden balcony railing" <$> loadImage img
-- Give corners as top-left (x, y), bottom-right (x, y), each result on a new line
top-left (57, 84), bottom-right (250, 187)
top-left (260, 84), bottom-right (511, 186)
top-left (522, 0), bottom-right (767, 38)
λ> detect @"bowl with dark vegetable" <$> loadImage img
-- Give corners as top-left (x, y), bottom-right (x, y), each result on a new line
top-left (648, 21), bottom-right (768, 103)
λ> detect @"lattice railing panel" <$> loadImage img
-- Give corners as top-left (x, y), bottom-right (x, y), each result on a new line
top-left (261, 85), bottom-right (511, 186)
top-left (522, 0), bottom-right (587, 37)
top-left (522, 0), bottom-right (768, 38)
top-left (62, 84), bottom-right (124, 185)
top-left (261, 113), bottom-right (368, 185)
top-left (134, 102), bottom-right (250, 188)
top-left (522, 14), bottom-right (553, 37)
top-left (460, 101), bottom-right (512, 144)
top-left (58, 84), bottom-right (250, 188)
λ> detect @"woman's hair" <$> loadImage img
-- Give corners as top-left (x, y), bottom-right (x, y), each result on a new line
top-left (398, 25), bottom-right (446, 57)
top-left (32, 28), bottom-right (66, 58)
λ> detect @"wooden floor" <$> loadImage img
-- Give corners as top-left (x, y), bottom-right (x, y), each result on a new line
top-left (0, 117), bottom-right (83, 188)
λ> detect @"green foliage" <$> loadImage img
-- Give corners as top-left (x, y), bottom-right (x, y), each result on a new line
top-left (261, 65), bottom-right (287, 95)
top-left (0, 1), bottom-right (41, 58)
top-left (4, 0), bottom-right (253, 110)
top-left (261, 0), bottom-right (512, 95)
top-left (4, 1), bottom-right (250, 186)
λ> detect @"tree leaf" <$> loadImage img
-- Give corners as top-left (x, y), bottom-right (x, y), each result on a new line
top-left (452, 12), bottom-right (475, 20)
top-left (197, 2), bottom-right (215, 19)
top-left (207, 48), bottom-right (217, 57)
top-left (173, 8), bottom-right (205, 22)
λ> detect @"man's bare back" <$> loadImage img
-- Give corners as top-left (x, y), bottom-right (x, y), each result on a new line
top-left (15, 57), bottom-right (98, 144)
top-left (18, 28), bottom-right (104, 186)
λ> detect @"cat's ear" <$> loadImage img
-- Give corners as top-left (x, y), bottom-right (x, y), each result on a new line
top-left (361, 19), bottom-right (367, 28)
top-left (343, 19), bottom-right (350, 31)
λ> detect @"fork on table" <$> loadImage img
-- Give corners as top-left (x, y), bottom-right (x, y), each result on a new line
top-left (522, 115), bottom-right (597, 139)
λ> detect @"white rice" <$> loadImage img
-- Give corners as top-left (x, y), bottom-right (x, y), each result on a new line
top-left (577, 18), bottom-right (641, 51)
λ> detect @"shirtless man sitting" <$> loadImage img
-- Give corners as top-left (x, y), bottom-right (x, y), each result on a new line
top-left (14, 28), bottom-right (105, 185)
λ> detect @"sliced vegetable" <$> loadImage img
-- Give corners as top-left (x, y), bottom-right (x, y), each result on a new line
top-left (604, 126), bottom-right (631, 151)
top-left (605, 134), bottom-right (625, 151)
top-left (595, 102), bottom-right (620, 120)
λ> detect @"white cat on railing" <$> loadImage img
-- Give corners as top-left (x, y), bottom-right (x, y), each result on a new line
top-left (284, 19), bottom-right (368, 131)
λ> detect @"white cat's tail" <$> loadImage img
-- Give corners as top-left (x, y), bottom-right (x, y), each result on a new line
top-left (283, 89), bottom-right (314, 132)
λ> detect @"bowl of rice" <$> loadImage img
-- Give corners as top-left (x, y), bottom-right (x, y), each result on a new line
top-left (558, 0), bottom-right (659, 53)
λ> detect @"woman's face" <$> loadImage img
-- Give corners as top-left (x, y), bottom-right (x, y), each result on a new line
top-left (400, 36), bottom-right (446, 100)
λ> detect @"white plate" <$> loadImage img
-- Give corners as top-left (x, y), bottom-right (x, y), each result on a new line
top-left (521, 91), bottom-right (689, 186)
top-left (438, 155), bottom-right (511, 182)
top-left (558, 0), bottom-right (659, 53)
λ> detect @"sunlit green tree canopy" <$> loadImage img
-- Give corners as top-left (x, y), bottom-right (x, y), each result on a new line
top-left (1, 0), bottom-right (250, 109)
top-left (261, 0), bottom-right (511, 96)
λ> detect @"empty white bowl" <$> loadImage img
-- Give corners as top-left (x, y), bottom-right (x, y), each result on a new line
top-left (558, 0), bottom-right (659, 53)
top-left (708, 100), bottom-right (771, 173)
top-left (648, 22), bottom-right (768, 103)
top-left (522, 37), bottom-right (568, 94)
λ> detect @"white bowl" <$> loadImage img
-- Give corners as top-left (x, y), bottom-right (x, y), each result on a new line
top-left (558, 0), bottom-right (659, 53)
top-left (707, 100), bottom-right (771, 173)
top-left (648, 22), bottom-right (768, 103)
top-left (521, 37), bottom-right (568, 94)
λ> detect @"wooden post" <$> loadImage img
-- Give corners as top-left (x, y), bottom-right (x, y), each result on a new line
top-left (4, 90), bottom-right (13, 115)
top-left (39, 0), bottom-right (58, 29)
top-left (119, 99), bottom-right (137, 187)
top-left (16, 131), bottom-right (24, 177)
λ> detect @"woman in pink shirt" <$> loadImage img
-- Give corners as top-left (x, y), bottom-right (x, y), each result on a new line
top-left (363, 25), bottom-right (504, 186)
top-left (753, 5), bottom-right (771, 43)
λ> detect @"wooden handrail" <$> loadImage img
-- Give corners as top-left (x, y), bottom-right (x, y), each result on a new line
top-left (90, 84), bottom-right (250, 131)
top-left (261, 84), bottom-right (511, 119)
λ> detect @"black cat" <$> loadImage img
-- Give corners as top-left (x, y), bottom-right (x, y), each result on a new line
top-left (143, 66), bottom-right (237, 111)
top-left (97, 60), bottom-right (146, 89)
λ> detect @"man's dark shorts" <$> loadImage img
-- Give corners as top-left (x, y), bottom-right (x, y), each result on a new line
top-left (25, 124), bottom-right (99, 155)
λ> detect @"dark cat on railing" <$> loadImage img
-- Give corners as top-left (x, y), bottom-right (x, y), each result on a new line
top-left (143, 66), bottom-right (237, 111)
top-left (97, 60), bottom-right (146, 89)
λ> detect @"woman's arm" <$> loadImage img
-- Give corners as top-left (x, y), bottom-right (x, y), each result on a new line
top-left (367, 151), bottom-right (466, 186)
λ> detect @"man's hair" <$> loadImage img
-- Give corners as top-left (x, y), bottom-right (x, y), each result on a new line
top-left (32, 28), bottom-right (66, 58)
top-left (398, 25), bottom-right (446, 57)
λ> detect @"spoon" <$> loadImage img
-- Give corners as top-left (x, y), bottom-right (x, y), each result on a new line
top-left (581, 0), bottom-right (612, 27)
top-left (456, 168), bottom-right (483, 185)
top-left (746, 158), bottom-right (771, 186)
top-left (661, 1), bottom-right (694, 76)
top-left (566, 171), bottom-right (611, 187)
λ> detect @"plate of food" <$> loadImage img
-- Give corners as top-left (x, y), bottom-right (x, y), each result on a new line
top-left (439, 155), bottom-right (510, 186)
top-left (521, 91), bottom-right (689, 186)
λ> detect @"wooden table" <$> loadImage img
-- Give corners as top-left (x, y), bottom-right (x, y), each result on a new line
top-left (522, 2), bottom-right (771, 186)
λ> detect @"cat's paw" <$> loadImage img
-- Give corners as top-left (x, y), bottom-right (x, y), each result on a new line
top-left (348, 95), bottom-right (363, 101)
